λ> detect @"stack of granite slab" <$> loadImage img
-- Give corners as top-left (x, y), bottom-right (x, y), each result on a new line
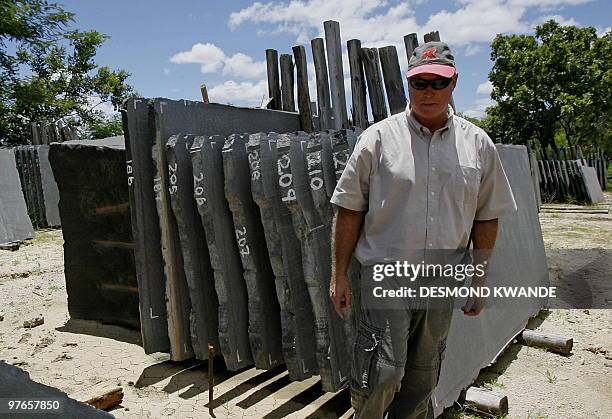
top-left (122, 97), bottom-right (364, 391)
top-left (0, 148), bottom-right (34, 245)
top-left (48, 136), bottom-right (140, 328)
top-left (13, 145), bottom-right (61, 228)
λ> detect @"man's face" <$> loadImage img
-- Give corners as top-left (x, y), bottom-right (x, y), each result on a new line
top-left (408, 73), bottom-right (457, 121)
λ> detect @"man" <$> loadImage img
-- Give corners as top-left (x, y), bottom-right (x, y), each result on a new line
top-left (329, 41), bottom-right (517, 418)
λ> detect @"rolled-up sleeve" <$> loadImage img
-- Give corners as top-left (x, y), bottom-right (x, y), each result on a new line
top-left (475, 135), bottom-right (518, 220)
top-left (330, 134), bottom-right (375, 212)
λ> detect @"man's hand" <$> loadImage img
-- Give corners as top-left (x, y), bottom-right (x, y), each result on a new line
top-left (461, 276), bottom-right (487, 316)
top-left (330, 273), bottom-right (352, 319)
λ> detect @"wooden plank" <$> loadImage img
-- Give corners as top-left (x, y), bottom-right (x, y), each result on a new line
top-left (361, 47), bottom-right (388, 122)
top-left (324, 20), bottom-right (349, 129)
top-left (403, 33), bottom-right (419, 64)
top-left (280, 54), bottom-right (295, 112)
top-left (347, 39), bottom-right (368, 129)
top-left (378, 45), bottom-right (407, 115)
top-left (266, 49), bottom-right (282, 110)
top-left (200, 84), bottom-right (209, 103)
top-left (292, 45), bottom-right (314, 133)
top-left (311, 38), bottom-right (333, 130)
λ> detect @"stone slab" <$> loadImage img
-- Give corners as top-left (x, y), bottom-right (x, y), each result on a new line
top-left (123, 99), bottom-right (170, 355)
top-left (191, 135), bottom-right (253, 370)
top-left (278, 132), bottom-right (350, 392)
top-left (250, 132), bottom-right (318, 380)
top-left (48, 137), bottom-right (140, 328)
top-left (433, 144), bottom-right (548, 415)
top-left (166, 134), bottom-right (219, 360)
top-left (0, 361), bottom-right (113, 419)
top-left (222, 133), bottom-right (284, 370)
top-left (37, 145), bottom-right (61, 227)
top-left (0, 149), bottom-right (33, 244)
top-left (580, 165), bottom-right (604, 204)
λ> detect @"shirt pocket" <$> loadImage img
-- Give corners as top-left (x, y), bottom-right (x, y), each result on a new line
top-left (454, 165), bottom-right (480, 205)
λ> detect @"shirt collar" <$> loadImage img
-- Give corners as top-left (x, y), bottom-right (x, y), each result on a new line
top-left (405, 103), bottom-right (454, 136)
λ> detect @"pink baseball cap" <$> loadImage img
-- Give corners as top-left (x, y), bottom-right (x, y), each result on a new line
top-left (406, 41), bottom-right (456, 78)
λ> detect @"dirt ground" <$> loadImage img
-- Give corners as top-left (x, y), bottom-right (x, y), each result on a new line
top-left (1, 193), bottom-right (611, 418)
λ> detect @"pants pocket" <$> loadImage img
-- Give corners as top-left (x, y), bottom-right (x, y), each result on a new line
top-left (351, 320), bottom-right (384, 391)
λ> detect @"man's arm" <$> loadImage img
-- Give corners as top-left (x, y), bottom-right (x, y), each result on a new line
top-left (330, 206), bottom-right (365, 319)
top-left (462, 218), bottom-right (498, 316)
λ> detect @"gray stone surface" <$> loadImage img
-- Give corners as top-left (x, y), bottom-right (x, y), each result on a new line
top-left (123, 97), bottom-right (301, 360)
top-left (37, 146), bottom-right (61, 227)
top-left (222, 134), bottom-right (284, 370)
top-left (166, 135), bottom-right (219, 360)
top-left (277, 132), bottom-right (350, 391)
top-left (249, 132), bottom-right (318, 380)
top-left (0, 362), bottom-right (113, 418)
top-left (48, 137), bottom-right (140, 328)
top-left (123, 99), bottom-right (170, 355)
top-left (580, 165), bottom-right (605, 204)
top-left (191, 135), bottom-right (253, 371)
top-left (0, 149), bottom-right (33, 244)
top-left (433, 144), bottom-right (548, 416)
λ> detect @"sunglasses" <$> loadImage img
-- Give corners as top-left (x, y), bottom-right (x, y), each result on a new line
top-left (408, 77), bottom-right (453, 90)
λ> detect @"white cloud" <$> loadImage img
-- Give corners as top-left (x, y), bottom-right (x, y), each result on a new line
top-left (597, 26), bottom-right (611, 37)
top-left (208, 79), bottom-right (268, 105)
top-left (531, 14), bottom-right (579, 27)
top-left (463, 97), bottom-right (495, 119)
top-left (464, 45), bottom-right (481, 56)
top-left (87, 95), bottom-right (118, 117)
top-left (476, 80), bottom-right (493, 95)
top-left (228, 0), bottom-right (594, 48)
top-left (163, 68), bottom-right (171, 76)
top-left (170, 43), bottom-right (266, 80)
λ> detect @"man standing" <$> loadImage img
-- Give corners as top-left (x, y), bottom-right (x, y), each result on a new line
top-left (329, 42), bottom-right (517, 418)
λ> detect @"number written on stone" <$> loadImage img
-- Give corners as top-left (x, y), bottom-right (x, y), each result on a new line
top-left (277, 153), bottom-right (296, 202)
top-left (248, 150), bottom-right (261, 180)
top-left (193, 172), bottom-right (206, 205)
top-left (168, 163), bottom-right (178, 194)
top-left (235, 226), bottom-right (250, 256)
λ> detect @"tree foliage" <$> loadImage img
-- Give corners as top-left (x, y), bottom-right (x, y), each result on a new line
top-left (484, 21), bottom-right (611, 154)
top-left (0, 0), bottom-right (133, 144)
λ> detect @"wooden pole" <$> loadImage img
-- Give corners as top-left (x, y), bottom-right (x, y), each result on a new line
top-left (208, 344), bottom-right (215, 418)
top-left (361, 47), bottom-right (388, 123)
top-left (347, 39), bottom-right (368, 129)
top-left (265, 49), bottom-right (282, 110)
top-left (200, 84), bottom-right (209, 103)
top-left (424, 31), bottom-right (440, 42)
top-left (279, 54), bottom-right (295, 112)
top-left (85, 387), bottom-right (123, 411)
top-left (378, 45), bottom-right (407, 115)
top-left (463, 387), bottom-right (508, 417)
top-left (324, 20), bottom-right (348, 129)
top-left (403, 33), bottom-right (419, 64)
top-left (519, 330), bottom-right (573, 355)
top-left (292, 45), bottom-right (314, 132)
top-left (311, 38), bottom-right (333, 129)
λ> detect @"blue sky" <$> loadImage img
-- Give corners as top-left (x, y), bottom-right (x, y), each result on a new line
top-left (61, 0), bottom-right (610, 119)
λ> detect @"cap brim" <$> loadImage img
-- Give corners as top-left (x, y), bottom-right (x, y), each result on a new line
top-left (406, 64), bottom-right (456, 78)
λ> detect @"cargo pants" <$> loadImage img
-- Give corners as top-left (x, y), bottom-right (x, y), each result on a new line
top-left (350, 266), bottom-right (454, 419)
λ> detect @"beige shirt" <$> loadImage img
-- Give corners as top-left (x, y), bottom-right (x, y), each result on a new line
top-left (330, 105), bottom-right (517, 264)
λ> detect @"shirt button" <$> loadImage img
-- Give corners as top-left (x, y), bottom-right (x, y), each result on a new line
top-left (431, 167), bottom-right (436, 171)
top-left (431, 191), bottom-right (435, 196)
top-left (428, 243), bottom-right (433, 247)
top-left (430, 217), bottom-right (434, 222)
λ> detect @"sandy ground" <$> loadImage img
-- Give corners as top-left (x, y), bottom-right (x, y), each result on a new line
top-left (0, 193), bottom-right (611, 419)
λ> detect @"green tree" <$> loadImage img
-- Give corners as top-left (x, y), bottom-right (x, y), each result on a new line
top-left (485, 21), bottom-right (611, 154)
top-left (1, 0), bottom-right (133, 145)
top-left (86, 113), bottom-right (123, 139)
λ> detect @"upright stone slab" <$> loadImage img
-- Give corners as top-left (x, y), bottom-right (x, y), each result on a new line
top-left (251, 132), bottom-right (318, 380)
top-left (222, 134), bottom-right (284, 370)
top-left (580, 165), bottom-right (604, 204)
top-left (433, 145), bottom-right (548, 415)
top-left (30, 146), bottom-right (47, 227)
top-left (166, 134), bottom-right (219, 360)
top-left (191, 135), bottom-right (253, 370)
top-left (123, 99), bottom-right (170, 355)
top-left (37, 145), bottom-right (61, 227)
top-left (48, 137), bottom-right (139, 328)
top-left (0, 149), bottom-right (33, 244)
